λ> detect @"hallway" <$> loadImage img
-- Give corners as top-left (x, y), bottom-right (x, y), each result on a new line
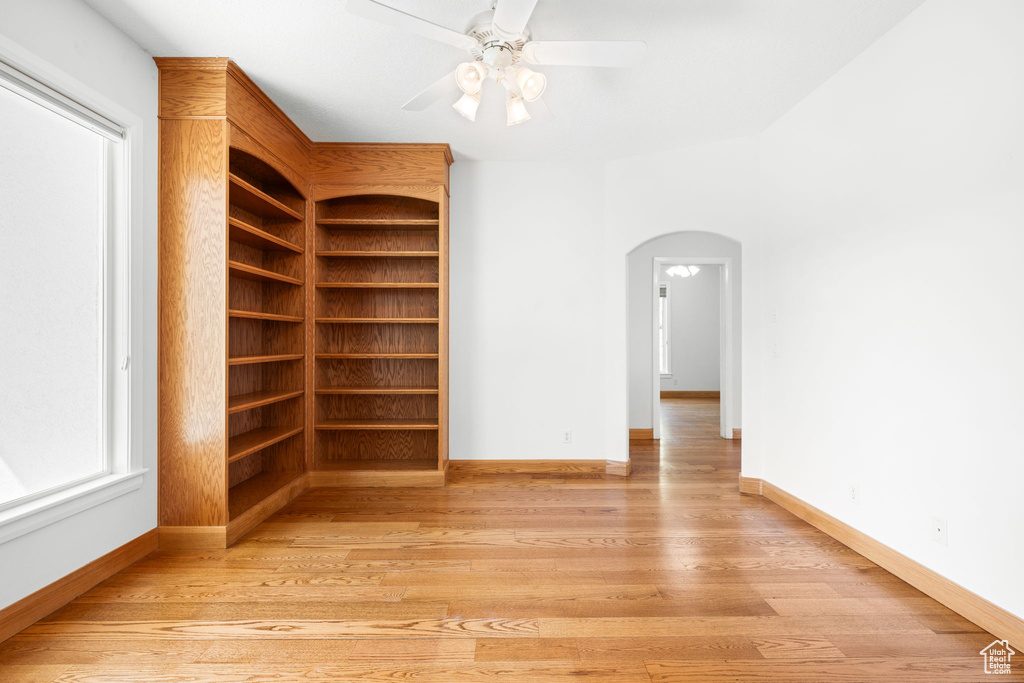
top-left (0, 399), bottom-right (1007, 681)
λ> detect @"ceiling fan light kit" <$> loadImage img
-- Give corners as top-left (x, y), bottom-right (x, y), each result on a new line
top-left (453, 90), bottom-right (481, 121)
top-left (346, 0), bottom-right (646, 127)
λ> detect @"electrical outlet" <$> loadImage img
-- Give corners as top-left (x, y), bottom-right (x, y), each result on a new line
top-left (562, 429), bottom-right (572, 444)
top-left (849, 484), bottom-right (859, 504)
top-left (772, 342), bottom-right (780, 358)
top-left (931, 517), bottom-right (948, 545)
top-left (771, 308), bottom-right (779, 322)
top-left (673, 379), bottom-right (678, 386)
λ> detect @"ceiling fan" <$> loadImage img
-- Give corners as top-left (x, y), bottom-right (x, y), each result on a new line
top-left (346, 0), bottom-right (647, 126)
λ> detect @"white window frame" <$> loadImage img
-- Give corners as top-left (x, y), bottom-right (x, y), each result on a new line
top-left (658, 282), bottom-right (672, 377)
top-left (0, 39), bottom-right (146, 545)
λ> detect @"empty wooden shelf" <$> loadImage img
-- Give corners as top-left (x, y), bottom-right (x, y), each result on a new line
top-left (316, 251), bottom-right (439, 258)
top-left (228, 388), bottom-right (305, 413)
top-left (317, 218), bottom-right (439, 228)
top-left (316, 418), bottom-right (440, 430)
top-left (316, 386), bottom-right (439, 395)
top-left (158, 58), bottom-right (452, 549)
top-left (230, 217), bottom-right (302, 253)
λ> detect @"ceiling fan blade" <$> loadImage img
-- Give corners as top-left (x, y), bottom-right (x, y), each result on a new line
top-left (522, 41), bottom-right (647, 67)
top-left (346, 0), bottom-right (478, 50)
top-left (492, 0), bottom-right (540, 38)
top-left (401, 70), bottom-right (459, 111)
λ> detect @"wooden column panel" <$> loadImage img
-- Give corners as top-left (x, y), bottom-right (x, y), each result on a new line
top-left (158, 117), bottom-right (229, 527)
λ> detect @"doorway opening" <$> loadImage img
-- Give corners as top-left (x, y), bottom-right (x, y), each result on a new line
top-left (651, 257), bottom-right (734, 440)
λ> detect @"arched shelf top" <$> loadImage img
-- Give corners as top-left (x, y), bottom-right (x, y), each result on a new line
top-left (315, 193), bottom-right (440, 227)
top-left (229, 146), bottom-right (307, 204)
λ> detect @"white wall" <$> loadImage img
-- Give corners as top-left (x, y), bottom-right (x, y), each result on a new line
top-left (449, 162), bottom-right (606, 460)
top-left (759, 0), bottom-right (1023, 619)
top-left (605, 138), bottom-right (764, 464)
top-left (625, 233), bottom-right (742, 429)
top-left (659, 265), bottom-right (721, 392)
top-left (0, 0), bottom-right (157, 610)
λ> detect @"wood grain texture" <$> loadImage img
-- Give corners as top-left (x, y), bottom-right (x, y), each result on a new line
top-left (743, 476), bottom-right (1024, 651)
top-left (732, 428), bottom-right (742, 440)
top-left (449, 460), bottom-right (608, 475)
top-left (0, 530), bottom-right (157, 644)
top-left (2, 401), bottom-right (1006, 681)
top-left (660, 391), bottom-right (720, 398)
top-left (225, 62), bottom-right (311, 176)
top-left (157, 65), bottom-right (227, 118)
top-left (629, 428), bottom-right (655, 440)
top-left (158, 116), bottom-right (229, 527)
top-left (310, 147), bottom-right (452, 188)
top-left (738, 475), bottom-right (763, 495)
top-left (158, 526), bottom-right (228, 551)
top-left (606, 460), bottom-right (632, 477)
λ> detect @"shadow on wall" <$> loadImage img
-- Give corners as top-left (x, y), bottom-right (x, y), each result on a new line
top-left (626, 231), bottom-right (742, 433)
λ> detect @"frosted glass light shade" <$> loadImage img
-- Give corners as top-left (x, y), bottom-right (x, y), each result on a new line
top-left (455, 61), bottom-right (486, 95)
top-left (506, 95), bottom-right (530, 126)
top-left (515, 67), bottom-right (546, 102)
top-left (453, 91), bottom-right (481, 121)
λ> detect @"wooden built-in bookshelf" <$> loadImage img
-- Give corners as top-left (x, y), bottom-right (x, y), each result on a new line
top-left (310, 191), bottom-right (448, 486)
top-left (157, 58), bottom-right (451, 548)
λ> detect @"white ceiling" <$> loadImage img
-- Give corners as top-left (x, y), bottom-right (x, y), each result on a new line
top-left (83, 0), bottom-right (923, 161)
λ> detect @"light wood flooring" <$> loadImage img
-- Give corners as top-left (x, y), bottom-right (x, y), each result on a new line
top-left (0, 398), bottom-right (1013, 681)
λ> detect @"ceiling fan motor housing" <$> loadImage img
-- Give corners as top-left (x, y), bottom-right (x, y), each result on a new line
top-left (467, 10), bottom-right (529, 78)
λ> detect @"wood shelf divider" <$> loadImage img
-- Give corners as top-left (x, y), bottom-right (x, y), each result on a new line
top-left (228, 353), bottom-right (304, 366)
top-left (315, 318), bottom-right (439, 324)
top-left (315, 353), bottom-right (439, 360)
top-left (229, 173), bottom-right (303, 220)
top-left (229, 260), bottom-right (303, 286)
top-left (316, 386), bottom-right (440, 395)
top-left (228, 388), bottom-right (304, 414)
top-left (314, 282), bottom-right (438, 289)
top-left (316, 251), bottom-right (439, 258)
top-left (228, 425), bottom-right (304, 463)
top-left (315, 419), bottom-right (439, 431)
top-left (228, 470), bottom-right (305, 520)
top-left (229, 217), bottom-right (303, 253)
top-left (229, 309), bottom-right (304, 323)
top-left (317, 218), bottom-right (438, 228)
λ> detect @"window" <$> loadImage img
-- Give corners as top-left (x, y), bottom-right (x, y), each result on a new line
top-left (0, 59), bottom-right (130, 514)
top-left (658, 283), bottom-right (671, 376)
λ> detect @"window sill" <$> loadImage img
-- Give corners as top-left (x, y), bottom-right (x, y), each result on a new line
top-left (0, 470), bottom-right (147, 545)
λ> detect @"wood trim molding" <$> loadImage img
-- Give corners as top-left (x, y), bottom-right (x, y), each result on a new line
top-left (450, 460), bottom-right (607, 475)
top-left (605, 459), bottom-right (632, 477)
top-left (732, 428), bottom-right (742, 440)
top-left (737, 475), bottom-right (762, 495)
top-left (158, 525), bottom-right (227, 550)
top-left (307, 469), bottom-right (446, 488)
top-left (0, 528), bottom-right (158, 643)
top-left (738, 476), bottom-right (1024, 650)
top-left (629, 428), bottom-right (655, 440)
top-left (660, 390), bottom-right (720, 399)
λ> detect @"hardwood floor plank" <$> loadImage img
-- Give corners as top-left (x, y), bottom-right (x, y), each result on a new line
top-left (539, 615), bottom-right (935, 638)
top-left (0, 638), bottom-right (210, 665)
top-left (0, 399), bottom-right (1003, 682)
top-left (474, 637), bottom-right (579, 661)
top-left (577, 636), bottom-right (763, 662)
top-left (349, 638), bottom-right (476, 662)
top-left (20, 618), bottom-right (540, 640)
top-left (0, 665), bottom-right (70, 683)
top-left (752, 636), bottom-right (846, 659)
top-left (50, 663), bottom-right (653, 682)
top-left (645, 657), bottom-right (1006, 682)
top-left (197, 639), bottom-right (356, 663)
